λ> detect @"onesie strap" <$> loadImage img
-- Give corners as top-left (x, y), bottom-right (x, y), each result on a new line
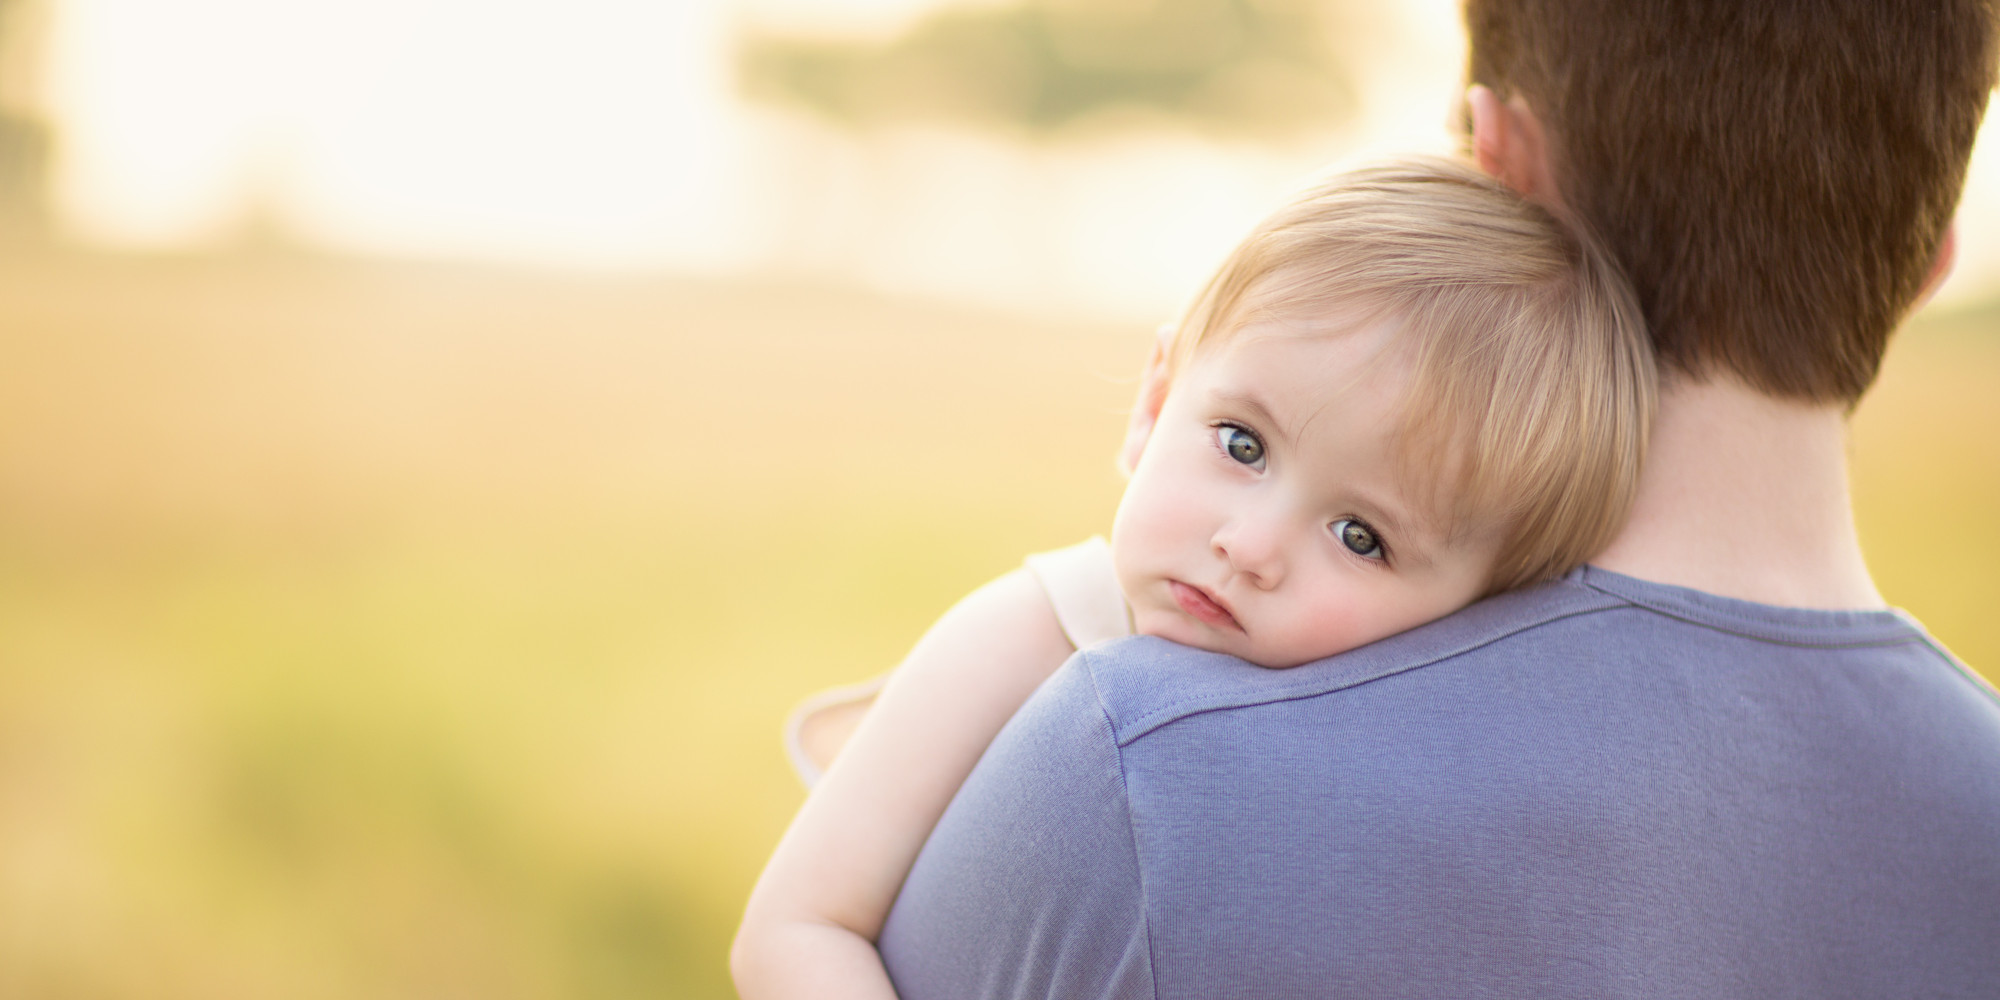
top-left (1023, 535), bottom-right (1133, 650)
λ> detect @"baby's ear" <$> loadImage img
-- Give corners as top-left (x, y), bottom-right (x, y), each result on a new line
top-left (1118, 324), bottom-right (1175, 476)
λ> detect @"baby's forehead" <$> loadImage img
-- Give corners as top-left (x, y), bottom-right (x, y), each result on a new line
top-left (1188, 318), bottom-right (1409, 406)
top-left (1194, 284), bottom-right (1403, 351)
top-left (1190, 304), bottom-right (1412, 380)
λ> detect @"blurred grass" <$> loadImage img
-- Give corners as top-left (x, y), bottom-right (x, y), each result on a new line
top-left (1850, 297), bottom-right (2000, 674)
top-left (0, 249), bottom-right (1133, 999)
top-left (0, 249), bottom-right (1992, 998)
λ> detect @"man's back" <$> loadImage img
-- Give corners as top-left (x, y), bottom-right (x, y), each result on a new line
top-left (878, 568), bottom-right (2000, 999)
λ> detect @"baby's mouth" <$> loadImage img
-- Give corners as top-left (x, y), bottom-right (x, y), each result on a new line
top-left (1168, 581), bottom-right (1242, 632)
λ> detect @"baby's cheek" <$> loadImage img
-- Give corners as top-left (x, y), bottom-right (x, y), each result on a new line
top-left (1111, 482), bottom-right (1190, 563)
top-left (1277, 591), bottom-right (1374, 664)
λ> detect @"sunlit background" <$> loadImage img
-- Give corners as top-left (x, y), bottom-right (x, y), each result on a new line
top-left (0, 1), bottom-right (1995, 996)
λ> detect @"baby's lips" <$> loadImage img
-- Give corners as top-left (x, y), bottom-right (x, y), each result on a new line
top-left (1169, 580), bottom-right (1243, 632)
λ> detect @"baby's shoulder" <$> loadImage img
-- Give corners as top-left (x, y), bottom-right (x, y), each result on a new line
top-left (1023, 536), bottom-right (1131, 650)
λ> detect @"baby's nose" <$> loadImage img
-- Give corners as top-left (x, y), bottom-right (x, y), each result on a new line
top-left (1213, 517), bottom-right (1286, 588)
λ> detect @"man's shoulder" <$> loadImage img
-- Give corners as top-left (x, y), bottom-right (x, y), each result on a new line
top-left (888, 569), bottom-right (2000, 1000)
top-left (1076, 566), bottom-right (1979, 749)
top-left (1057, 571), bottom-right (2000, 999)
top-left (1076, 572), bottom-right (1623, 746)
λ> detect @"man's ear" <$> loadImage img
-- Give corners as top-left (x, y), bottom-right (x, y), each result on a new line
top-left (1467, 85), bottom-right (1562, 209)
top-left (1916, 222), bottom-right (1958, 307)
top-left (1117, 324), bottom-right (1175, 476)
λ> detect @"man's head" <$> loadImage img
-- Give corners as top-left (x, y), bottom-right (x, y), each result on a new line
top-left (1463, 0), bottom-right (1999, 404)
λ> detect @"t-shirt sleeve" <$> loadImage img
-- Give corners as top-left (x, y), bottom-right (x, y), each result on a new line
top-left (876, 652), bottom-right (1154, 1000)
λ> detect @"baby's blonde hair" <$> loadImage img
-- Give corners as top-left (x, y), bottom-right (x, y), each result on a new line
top-left (1168, 155), bottom-right (1655, 594)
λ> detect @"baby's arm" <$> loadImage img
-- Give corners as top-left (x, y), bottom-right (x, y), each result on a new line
top-left (730, 567), bottom-right (1076, 1000)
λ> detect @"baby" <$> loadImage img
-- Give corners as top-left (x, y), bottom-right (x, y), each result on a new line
top-left (732, 155), bottom-right (1654, 999)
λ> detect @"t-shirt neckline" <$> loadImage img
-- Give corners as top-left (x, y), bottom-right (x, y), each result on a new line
top-left (1573, 564), bottom-right (1919, 649)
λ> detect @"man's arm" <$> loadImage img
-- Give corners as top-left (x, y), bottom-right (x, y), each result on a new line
top-left (876, 651), bottom-right (1154, 1000)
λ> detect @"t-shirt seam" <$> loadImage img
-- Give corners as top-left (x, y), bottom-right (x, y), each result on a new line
top-left (1577, 574), bottom-right (1921, 648)
top-left (1115, 594), bottom-right (1628, 746)
top-left (1079, 650), bottom-right (1161, 1000)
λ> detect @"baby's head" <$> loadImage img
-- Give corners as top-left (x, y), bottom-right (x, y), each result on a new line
top-left (1112, 156), bottom-right (1654, 668)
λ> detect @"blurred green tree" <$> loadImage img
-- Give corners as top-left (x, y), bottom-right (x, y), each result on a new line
top-left (738, 0), bottom-right (1356, 138)
top-left (0, 0), bottom-right (49, 240)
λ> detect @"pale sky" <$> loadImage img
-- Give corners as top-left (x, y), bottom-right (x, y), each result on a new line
top-left (32, 0), bottom-right (2000, 320)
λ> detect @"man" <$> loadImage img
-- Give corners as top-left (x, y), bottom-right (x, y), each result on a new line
top-left (875, 2), bottom-right (2000, 996)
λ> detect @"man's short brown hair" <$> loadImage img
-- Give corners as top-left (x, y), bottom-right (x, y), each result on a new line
top-left (1464, 0), bottom-right (1998, 403)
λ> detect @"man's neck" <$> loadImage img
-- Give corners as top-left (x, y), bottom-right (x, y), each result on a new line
top-left (1591, 377), bottom-right (1885, 610)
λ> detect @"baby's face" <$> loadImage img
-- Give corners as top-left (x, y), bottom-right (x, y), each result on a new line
top-left (1111, 322), bottom-right (1504, 668)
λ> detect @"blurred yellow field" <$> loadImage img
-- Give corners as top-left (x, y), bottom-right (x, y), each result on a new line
top-left (0, 250), bottom-right (1993, 998)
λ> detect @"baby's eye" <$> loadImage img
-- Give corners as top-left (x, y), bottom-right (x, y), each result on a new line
top-left (1333, 519), bottom-right (1384, 560)
top-left (1216, 425), bottom-right (1265, 469)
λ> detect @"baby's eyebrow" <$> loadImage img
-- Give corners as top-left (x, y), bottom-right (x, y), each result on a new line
top-left (1212, 389), bottom-right (1293, 446)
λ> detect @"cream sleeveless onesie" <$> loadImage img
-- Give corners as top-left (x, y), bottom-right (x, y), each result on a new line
top-left (783, 536), bottom-right (1132, 786)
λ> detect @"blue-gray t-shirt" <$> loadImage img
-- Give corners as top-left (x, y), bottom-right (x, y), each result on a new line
top-left (877, 567), bottom-right (2000, 999)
